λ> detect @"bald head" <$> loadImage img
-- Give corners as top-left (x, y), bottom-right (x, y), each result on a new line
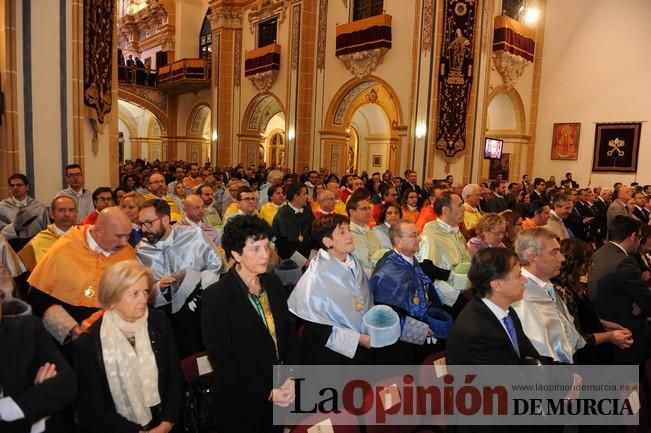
top-left (317, 190), bottom-right (336, 213)
top-left (184, 194), bottom-right (205, 223)
top-left (91, 207), bottom-right (132, 253)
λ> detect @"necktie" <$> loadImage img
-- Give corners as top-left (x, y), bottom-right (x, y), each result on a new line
top-left (502, 314), bottom-right (520, 356)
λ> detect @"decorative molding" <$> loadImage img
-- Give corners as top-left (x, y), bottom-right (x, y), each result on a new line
top-left (421, 0), bottom-right (434, 52)
top-left (333, 81), bottom-right (374, 125)
top-left (234, 29), bottom-right (242, 87)
top-left (492, 50), bottom-right (530, 87)
top-left (208, 8), bottom-right (242, 29)
top-left (248, 70), bottom-right (279, 93)
top-left (246, 143), bottom-right (258, 167)
top-left (330, 143), bottom-right (341, 174)
top-left (123, 85), bottom-right (168, 113)
top-left (290, 3), bottom-right (301, 70)
top-left (118, 0), bottom-right (173, 52)
top-left (337, 47), bottom-right (389, 79)
top-left (247, 0), bottom-right (291, 34)
top-left (191, 106), bottom-right (211, 135)
top-left (317, 0), bottom-right (328, 70)
top-left (365, 87), bottom-right (378, 104)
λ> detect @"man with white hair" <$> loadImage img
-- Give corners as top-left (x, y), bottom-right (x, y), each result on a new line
top-left (461, 183), bottom-right (482, 230)
top-left (513, 228), bottom-right (584, 363)
top-left (607, 185), bottom-right (632, 232)
top-left (258, 169), bottom-right (284, 207)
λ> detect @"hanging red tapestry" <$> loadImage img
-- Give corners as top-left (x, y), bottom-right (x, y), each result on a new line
top-left (83, 0), bottom-right (114, 123)
top-left (435, 0), bottom-right (477, 157)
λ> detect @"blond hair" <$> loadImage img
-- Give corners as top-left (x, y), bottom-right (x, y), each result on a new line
top-left (120, 191), bottom-right (145, 208)
top-left (98, 260), bottom-right (154, 309)
top-left (474, 213), bottom-right (506, 236)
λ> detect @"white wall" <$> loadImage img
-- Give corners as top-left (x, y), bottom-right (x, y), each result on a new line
top-left (533, 0), bottom-right (651, 188)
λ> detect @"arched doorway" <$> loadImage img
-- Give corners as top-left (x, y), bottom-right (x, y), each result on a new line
top-left (240, 93), bottom-right (286, 168)
top-left (483, 86), bottom-right (528, 182)
top-left (322, 76), bottom-right (406, 176)
top-left (118, 99), bottom-right (166, 162)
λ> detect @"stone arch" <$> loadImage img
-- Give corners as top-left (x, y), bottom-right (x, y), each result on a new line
top-left (241, 93), bottom-right (286, 133)
top-left (239, 93), bottom-right (286, 168)
top-left (117, 89), bottom-right (168, 133)
top-left (482, 86), bottom-right (529, 182)
top-left (322, 75), bottom-right (405, 175)
top-left (486, 85), bottom-right (526, 134)
top-left (186, 103), bottom-right (212, 137)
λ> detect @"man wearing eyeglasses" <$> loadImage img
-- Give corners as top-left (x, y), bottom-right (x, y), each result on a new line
top-left (136, 199), bottom-right (222, 357)
top-left (370, 220), bottom-right (453, 364)
top-left (80, 187), bottom-right (114, 225)
top-left (223, 186), bottom-right (258, 223)
top-left (143, 173), bottom-right (183, 222)
top-left (57, 164), bottom-right (94, 224)
top-left (0, 173), bottom-right (49, 252)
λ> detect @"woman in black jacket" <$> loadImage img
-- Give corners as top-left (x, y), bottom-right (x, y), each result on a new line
top-left (202, 215), bottom-right (297, 433)
top-left (73, 260), bottom-right (182, 433)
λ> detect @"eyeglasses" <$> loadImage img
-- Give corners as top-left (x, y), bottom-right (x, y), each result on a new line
top-left (67, 173), bottom-right (83, 178)
top-left (240, 197), bottom-right (256, 202)
top-left (399, 232), bottom-right (420, 239)
top-left (140, 217), bottom-right (161, 228)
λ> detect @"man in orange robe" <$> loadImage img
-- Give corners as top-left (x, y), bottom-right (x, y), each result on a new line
top-left (27, 207), bottom-right (135, 344)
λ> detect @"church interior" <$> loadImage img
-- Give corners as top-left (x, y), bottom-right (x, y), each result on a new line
top-left (0, 0), bottom-right (649, 201)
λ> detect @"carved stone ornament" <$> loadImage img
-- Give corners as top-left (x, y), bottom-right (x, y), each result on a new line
top-left (337, 47), bottom-right (389, 79)
top-left (247, 0), bottom-right (291, 34)
top-left (208, 9), bottom-right (242, 29)
top-left (492, 50), bottom-right (530, 86)
top-left (247, 70), bottom-right (279, 93)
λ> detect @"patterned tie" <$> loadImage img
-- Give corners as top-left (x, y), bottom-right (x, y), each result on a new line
top-left (502, 314), bottom-right (520, 356)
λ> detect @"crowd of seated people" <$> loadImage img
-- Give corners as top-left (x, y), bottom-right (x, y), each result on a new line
top-left (2, 160), bottom-right (651, 432)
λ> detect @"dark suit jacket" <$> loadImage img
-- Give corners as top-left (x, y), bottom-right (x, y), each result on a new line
top-left (589, 242), bottom-right (651, 364)
top-left (73, 309), bottom-right (183, 433)
top-left (633, 206), bottom-right (649, 225)
top-left (592, 197), bottom-right (608, 243)
top-left (271, 204), bottom-right (315, 260)
top-left (446, 298), bottom-right (547, 433)
top-left (483, 194), bottom-right (508, 213)
top-left (201, 268), bottom-right (298, 422)
top-left (0, 311), bottom-right (77, 433)
top-left (446, 297), bottom-right (540, 365)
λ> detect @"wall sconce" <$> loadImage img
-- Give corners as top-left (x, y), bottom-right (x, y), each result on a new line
top-left (211, 131), bottom-right (218, 142)
top-left (524, 7), bottom-right (540, 26)
top-left (287, 128), bottom-right (295, 140)
top-left (415, 123), bottom-right (427, 139)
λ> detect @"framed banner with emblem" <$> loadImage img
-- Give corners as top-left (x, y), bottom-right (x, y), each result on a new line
top-left (592, 122), bottom-right (641, 172)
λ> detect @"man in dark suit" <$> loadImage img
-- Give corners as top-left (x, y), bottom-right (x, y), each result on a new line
top-left (589, 215), bottom-right (651, 365)
top-left (447, 247), bottom-right (542, 366)
top-left (403, 169), bottom-right (423, 203)
top-left (529, 177), bottom-right (547, 203)
top-left (483, 180), bottom-right (509, 213)
top-left (447, 248), bottom-right (553, 433)
top-left (566, 188), bottom-right (595, 242)
top-left (592, 187), bottom-right (611, 244)
top-left (632, 191), bottom-right (649, 224)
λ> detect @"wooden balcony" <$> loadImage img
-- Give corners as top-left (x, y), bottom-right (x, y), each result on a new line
top-left (335, 14), bottom-right (392, 57)
top-left (244, 43), bottom-right (281, 77)
top-left (158, 58), bottom-right (210, 94)
top-left (244, 43), bottom-right (281, 92)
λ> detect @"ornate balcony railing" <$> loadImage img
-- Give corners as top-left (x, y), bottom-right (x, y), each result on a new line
top-left (158, 58), bottom-right (211, 94)
top-left (335, 14), bottom-right (392, 78)
top-left (244, 43), bottom-right (281, 93)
